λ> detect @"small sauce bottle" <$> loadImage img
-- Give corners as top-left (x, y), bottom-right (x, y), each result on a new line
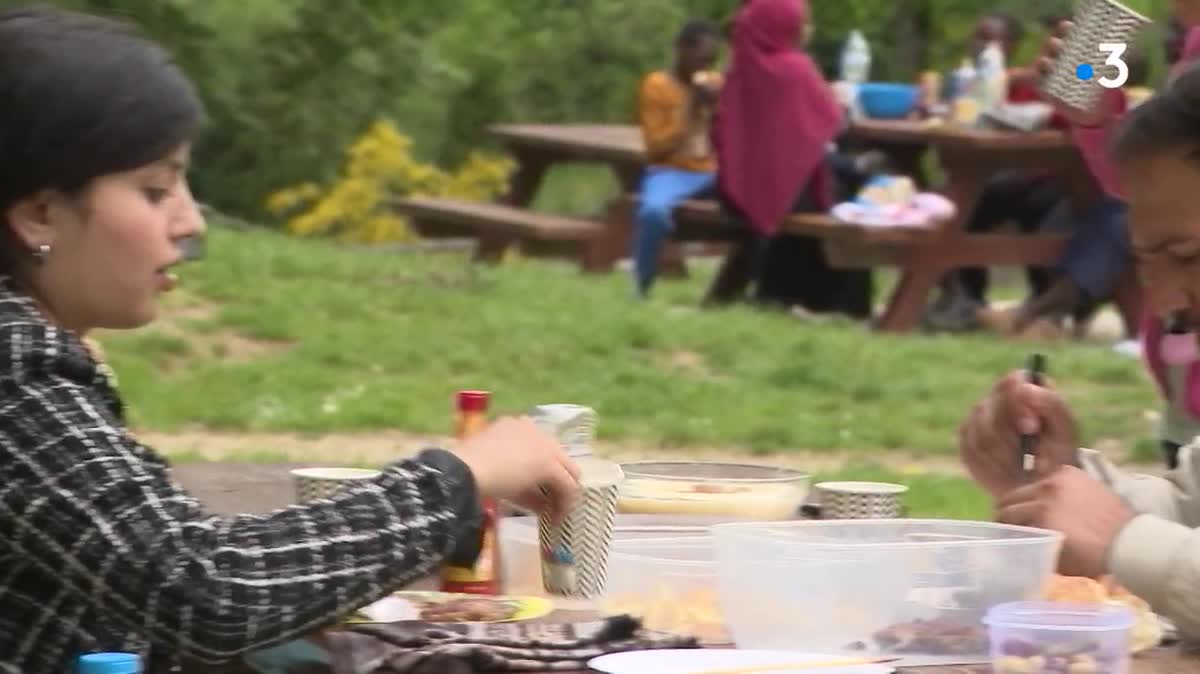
top-left (440, 390), bottom-right (503, 595)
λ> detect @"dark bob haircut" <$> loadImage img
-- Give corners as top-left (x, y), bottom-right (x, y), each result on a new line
top-left (0, 6), bottom-right (204, 268)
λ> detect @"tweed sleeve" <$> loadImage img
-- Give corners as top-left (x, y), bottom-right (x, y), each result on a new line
top-left (0, 366), bottom-right (481, 664)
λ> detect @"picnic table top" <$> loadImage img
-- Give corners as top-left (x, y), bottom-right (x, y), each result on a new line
top-left (310, 600), bottom-right (1200, 674)
top-left (487, 120), bottom-right (1073, 164)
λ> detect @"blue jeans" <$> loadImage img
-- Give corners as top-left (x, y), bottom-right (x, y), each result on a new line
top-left (633, 167), bottom-right (715, 294)
top-left (1058, 195), bottom-right (1130, 303)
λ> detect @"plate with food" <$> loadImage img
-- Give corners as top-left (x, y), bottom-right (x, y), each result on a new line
top-left (347, 591), bottom-right (553, 625)
top-left (1042, 574), bottom-right (1170, 652)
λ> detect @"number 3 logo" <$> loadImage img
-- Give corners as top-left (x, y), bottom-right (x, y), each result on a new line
top-left (1097, 42), bottom-right (1129, 89)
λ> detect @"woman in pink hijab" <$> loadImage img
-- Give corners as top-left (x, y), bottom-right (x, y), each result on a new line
top-left (704, 0), bottom-right (873, 317)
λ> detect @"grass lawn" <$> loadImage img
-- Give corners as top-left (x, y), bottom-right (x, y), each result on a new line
top-left (97, 220), bottom-right (1157, 463)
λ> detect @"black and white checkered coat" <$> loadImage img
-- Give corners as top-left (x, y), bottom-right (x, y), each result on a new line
top-left (0, 277), bottom-right (481, 673)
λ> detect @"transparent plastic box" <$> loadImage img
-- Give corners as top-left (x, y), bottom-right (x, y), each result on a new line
top-left (712, 519), bottom-right (1063, 666)
top-left (499, 514), bottom-right (744, 598)
top-left (602, 539), bottom-right (728, 643)
top-left (985, 601), bottom-right (1135, 674)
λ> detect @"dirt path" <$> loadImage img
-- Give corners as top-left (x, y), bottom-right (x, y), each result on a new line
top-left (149, 429), bottom-right (1159, 515)
top-left (140, 428), bottom-right (972, 473)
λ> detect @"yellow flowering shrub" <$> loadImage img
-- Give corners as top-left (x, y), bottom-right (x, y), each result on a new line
top-left (265, 119), bottom-right (514, 243)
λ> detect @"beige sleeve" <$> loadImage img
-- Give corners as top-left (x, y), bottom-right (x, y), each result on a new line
top-left (1080, 447), bottom-right (1200, 639)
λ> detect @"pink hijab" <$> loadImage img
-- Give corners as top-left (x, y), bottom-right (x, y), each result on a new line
top-left (713, 0), bottom-right (843, 236)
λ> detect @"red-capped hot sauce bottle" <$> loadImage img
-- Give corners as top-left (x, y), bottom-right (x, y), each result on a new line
top-left (439, 390), bottom-right (502, 594)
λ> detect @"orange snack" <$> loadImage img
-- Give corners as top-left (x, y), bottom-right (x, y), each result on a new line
top-left (1042, 575), bottom-right (1108, 603)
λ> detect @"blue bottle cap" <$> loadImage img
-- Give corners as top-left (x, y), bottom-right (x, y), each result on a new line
top-left (76, 652), bottom-right (140, 674)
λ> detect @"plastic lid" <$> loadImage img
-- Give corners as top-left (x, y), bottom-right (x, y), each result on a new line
top-left (77, 653), bottom-right (140, 674)
top-left (984, 601), bottom-right (1136, 631)
top-left (455, 390), bottom-right (490, 412)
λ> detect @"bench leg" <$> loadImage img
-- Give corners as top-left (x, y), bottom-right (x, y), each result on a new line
top-left (477, 153), bottom-right (552, 264)
top-left (661, 245), bottom-right (690, 278)
top-left (473, 235), bottom-right (508, 264)
top-left (580, 199), bottom-right (632, 274)
top-left (874, 263), bottom-right (943, 333)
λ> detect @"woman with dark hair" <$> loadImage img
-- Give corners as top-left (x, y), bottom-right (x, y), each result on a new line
top-left (705, 0), bottom-right (873, 318)
top-left (0, 7), bottom-right (580, 673)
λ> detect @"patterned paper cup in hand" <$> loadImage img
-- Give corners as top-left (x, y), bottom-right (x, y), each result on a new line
top-left (290, 467), bottom-right (381, 503)
top-left (539, 458), bottom-right (624, 598)
top-left (1039, 0), bottom-right (1150, 114)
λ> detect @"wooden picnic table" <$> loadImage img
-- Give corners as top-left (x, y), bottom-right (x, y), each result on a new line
top-left (847, 119), bottom-right (1091, 331)
top-left (485, 124), bottom-right (687, 273)
top-left (491, 120), bottom-right (1093, 332)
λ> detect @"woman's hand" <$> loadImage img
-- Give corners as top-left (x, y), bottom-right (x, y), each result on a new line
top-left (454, 416), bottom-right (581, 519)
top-left (959, 371), bottom-right (1081, 500)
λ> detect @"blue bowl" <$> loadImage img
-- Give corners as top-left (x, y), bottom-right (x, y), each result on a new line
top-left (857, 82), bottom-right (919, 119)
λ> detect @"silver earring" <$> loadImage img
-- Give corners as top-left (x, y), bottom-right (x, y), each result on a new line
top-left (32, 244), bottom-right (50, 263)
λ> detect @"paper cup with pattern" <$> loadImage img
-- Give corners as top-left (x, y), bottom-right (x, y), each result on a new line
top-left (539, 458), bottom-right (623, 598)
top-left (1039, 0), bottom-right (1150, 114)
top-left (530, 404), bottom-right (597, 459)
top-left (815, 481), bottom-right (908, 520)
top-left (290, 467), bottom-right (381, 503)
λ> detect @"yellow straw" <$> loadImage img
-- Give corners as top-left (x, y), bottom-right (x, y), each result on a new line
top-left (691, 657), bottom-right (898, 674)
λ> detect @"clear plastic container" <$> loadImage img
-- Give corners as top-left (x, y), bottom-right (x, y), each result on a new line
top-left (602, 539), bottom-right (727, 643)
top-left (712, 519), bottom-right (1063, 666)
top-left (499, 514), bottom-right (744, 597)
top-left (616, 461), bottom-right (809, 519)
top-left (985, 601), bottom-right (1136, 674)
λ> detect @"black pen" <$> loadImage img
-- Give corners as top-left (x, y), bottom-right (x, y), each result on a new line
top-left (1020, 353), bottom-right (1046, 483)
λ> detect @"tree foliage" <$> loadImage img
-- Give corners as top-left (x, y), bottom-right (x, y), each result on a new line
top-left (21, 0), bottom-right (1177, 219)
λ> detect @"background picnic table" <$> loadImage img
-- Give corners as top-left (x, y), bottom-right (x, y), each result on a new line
top-left (483, 121), bottom-right (1110, 332)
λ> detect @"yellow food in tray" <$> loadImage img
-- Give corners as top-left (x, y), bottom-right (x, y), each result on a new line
top-left (603, 587), bottom-right (729, 645)
top-left (616, 479), bottom-right (801, 519)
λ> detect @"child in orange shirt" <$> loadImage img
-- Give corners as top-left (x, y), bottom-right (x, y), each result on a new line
top-left (633, 20), bottom-right (721, 297)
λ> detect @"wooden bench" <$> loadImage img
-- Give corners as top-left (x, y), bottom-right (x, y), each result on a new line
top-left (392, 197), bottom-right (618, 272)
top-left (607, 196), bottom-right (941, 272)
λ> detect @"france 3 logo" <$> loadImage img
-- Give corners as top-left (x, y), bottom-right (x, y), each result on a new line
top-left (1074, 43), bottom-right (1131, 89)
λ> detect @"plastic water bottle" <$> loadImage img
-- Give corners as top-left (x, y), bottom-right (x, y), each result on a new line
top-left (948, 58), bottom-right (976, 102)
top-left (948, 58), bottom-right (979, 124)
top-left (76, 652), bottom-right (142, 674)
top-left (839, 30), bottom-right (871, 84)
top-left (974, 41), bottom-right (1008, 111)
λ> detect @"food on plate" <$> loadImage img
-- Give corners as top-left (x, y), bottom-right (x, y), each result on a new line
top-left (417, 596), bottom-right (517, 623)
top-left (870, 618), bottom-right (988, 655)
top-left (603, 587), bottom-right (728, 644)
top-left (1042, 576), bottom-right (1109, 604)
top-left (1041, 575), bottom-right (1162, 653)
